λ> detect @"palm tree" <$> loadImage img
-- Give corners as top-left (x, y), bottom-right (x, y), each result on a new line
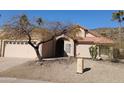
top-left (19, 14), bottom-right (30, 25)
top-left (36, 17), bottom-right (44, 26)
top-left (112, 10), bottom-right (124, 48)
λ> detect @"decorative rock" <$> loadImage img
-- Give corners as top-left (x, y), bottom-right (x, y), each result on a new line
top-left (36, 61), bottom-right (43, 65)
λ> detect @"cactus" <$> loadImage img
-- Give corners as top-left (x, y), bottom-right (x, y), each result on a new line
top-left (89, 45), bottom-right (98, 60)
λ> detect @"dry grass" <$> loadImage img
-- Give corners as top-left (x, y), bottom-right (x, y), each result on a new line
top-left (0, 58), bottom-right (124, 83)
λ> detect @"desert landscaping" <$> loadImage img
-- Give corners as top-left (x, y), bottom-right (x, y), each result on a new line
top-left (0, 10), bottom-right (124, 83)
top-left (0, 57), bottom-right (124, 83)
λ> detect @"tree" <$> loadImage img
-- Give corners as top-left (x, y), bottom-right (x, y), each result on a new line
top-left (112, 10), bottom-right (124, 48)
top-left (65, 25), bottom-right (84, 40)
top-left (3, 14), bottom-right (69, 62)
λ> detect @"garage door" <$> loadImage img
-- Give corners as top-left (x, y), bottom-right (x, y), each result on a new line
top-left (76, 44), bottom-right (92, 58)
top-left (4, 41), bottom-right (37, 58)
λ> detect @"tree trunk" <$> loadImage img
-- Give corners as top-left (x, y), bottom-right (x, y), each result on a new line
top-left (34, 47), bottom-right (42, 62)
top-left (28, 40), bottom-right (42, 62)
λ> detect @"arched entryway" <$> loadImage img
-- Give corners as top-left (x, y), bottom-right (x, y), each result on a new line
top-left (55, 38), bottom-right (64, 57)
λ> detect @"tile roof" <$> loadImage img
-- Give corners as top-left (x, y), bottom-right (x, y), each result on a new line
top-left (76, 37), bottom-right (114, 45)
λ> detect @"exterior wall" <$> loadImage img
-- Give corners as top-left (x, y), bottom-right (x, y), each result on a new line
top-left (56, 34), bottom-right (74, 57)
top-left (0, 40), bottom-right (5, 57)
top-left (5, 44), bottom-right (37, 58)
top-left (76, 28), bottom-right (86, 38)
top-left (0, 38), bottom-right (60, 59)
top-left (76, 44), bottom-right (93, 58)
top-left (1, 40), bottom-right (38, 58)
top-left (76, 44), bottom-right (110, 59)
top-left (42, 39), bottom-right (55, 58)
top-left (0, 39), bottom-right (55, 59)
top-left (0, 29), bottom-right (100, 59)
top-left (64, 39), bottom-right (74, 56)
top-left (75, 30), bottom-right (98, 58)
top-left (56, 34), bottom-right (65, 40)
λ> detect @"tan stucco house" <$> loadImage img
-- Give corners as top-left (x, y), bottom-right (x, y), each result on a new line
top-left (0, 25), bottom-right (113, 59)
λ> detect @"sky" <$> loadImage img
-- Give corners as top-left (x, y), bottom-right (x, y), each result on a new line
top-left (0, 10), bottom-right (120, 29)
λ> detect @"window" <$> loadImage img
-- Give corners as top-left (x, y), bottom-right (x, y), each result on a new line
top-left (9, 41), bottom-right (12, 44)
top-left (13, 42), bottom-right (16, 44)
top-left (66, 44), bottom-right (71, 53)
top-left (25, 41), bottom-right (28, 45)
top-left (17, 42), bottom-right (20, 44)
top-left (21, 41), bottom-right (24, 44)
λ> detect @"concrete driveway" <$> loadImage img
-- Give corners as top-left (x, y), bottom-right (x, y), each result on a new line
top-left (0, 57), bottom-right (32, 72)
top-left (0, 57), bottom-right (50, 83)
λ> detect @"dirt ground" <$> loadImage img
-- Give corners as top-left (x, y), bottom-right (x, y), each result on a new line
top-left (0, 57), bottom-right (124, 83)
top-left (0, 57), bottom-right (31, 72)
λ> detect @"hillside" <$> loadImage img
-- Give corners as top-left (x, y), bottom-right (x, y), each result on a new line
top-left (91, 27), bottom-right (124, 41)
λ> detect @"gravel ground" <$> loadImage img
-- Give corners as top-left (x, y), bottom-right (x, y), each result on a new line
top-left (0, 57), bottom-right (124, 83)
top-left (0, 57), bottom-right (32, 72)
top-left (0, 77), bottom-right (49, 83)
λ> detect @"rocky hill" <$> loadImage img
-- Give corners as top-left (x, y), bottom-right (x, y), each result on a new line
top-left (91, 27), bottom-right (124, 41)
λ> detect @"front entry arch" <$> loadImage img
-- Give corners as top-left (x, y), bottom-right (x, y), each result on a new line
top-left (55, 38), bottom-right (64, 57)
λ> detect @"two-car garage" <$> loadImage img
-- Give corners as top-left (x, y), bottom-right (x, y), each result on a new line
top-left (2, 41), bottom-right (37, 58)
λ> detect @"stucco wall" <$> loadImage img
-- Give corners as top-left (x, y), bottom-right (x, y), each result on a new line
top-left (1, 39), bottom-right (55, 58)
top-left (4, 41), bottom-right (37, 58)
top-left (76, 44), bottom-right (92, 58)
top-left (64, 39), bottom-right (74, 57)
top-left (42, 39), bottom-right (55, 58)
top-left (56, 34), bottom-right (74, 57)
top-left (76, 28), bottom-right (86, 38)
top-left (0, 40), bottom-right (5, 57)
